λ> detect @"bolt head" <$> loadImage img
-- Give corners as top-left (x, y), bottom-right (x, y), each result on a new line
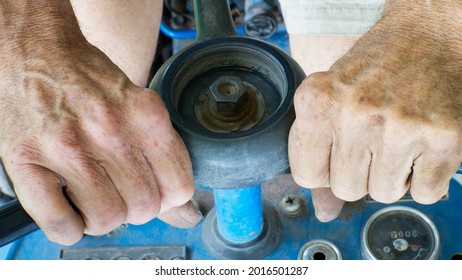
top-left (208, 76), bottom-right (246, 115)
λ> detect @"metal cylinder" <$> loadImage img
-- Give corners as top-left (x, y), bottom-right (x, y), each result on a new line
top-left (213, 185), bottom-right (263, 243)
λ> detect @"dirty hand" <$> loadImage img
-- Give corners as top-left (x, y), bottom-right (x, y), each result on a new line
top-left (289, 0), bottom-right (462, 221)
top-left (0, 1), bottom-right (201, 245)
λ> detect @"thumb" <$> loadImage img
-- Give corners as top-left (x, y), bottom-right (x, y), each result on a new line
top-left (311, 188), bottom-right (344, 222)
top-left (157, 200), bottom-right (202, 228)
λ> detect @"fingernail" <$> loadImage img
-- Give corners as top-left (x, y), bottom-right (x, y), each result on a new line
top-left (179, 200), bottom-right (203, 227)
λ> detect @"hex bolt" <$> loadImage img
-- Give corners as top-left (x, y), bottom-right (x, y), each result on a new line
top-left (208, 76), bottom-right (247, 116)
top-left (279, 194), bottom-right (303, 217)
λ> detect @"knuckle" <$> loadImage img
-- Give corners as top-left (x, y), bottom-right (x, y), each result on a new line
top-left (291, 169), bottom-right (328, 189)
top-left (126, 196), bottom-right (161, 225)
top-left (163, 183), bottom-right (194, 208)
top-left (410, 183), bottom-right (449, 205)
top-left (86, 204), bottom-right (127, 235)
top-left (425, 129), bottom-right (461, 156)
top-left (411, 191), bottom-right (444, 205)
top-left (294, 72), bottom-right (337, 117)
top-left (330, 186), bottom-right (365, 202)
top-left (368, 191), bottom-right (400, 204)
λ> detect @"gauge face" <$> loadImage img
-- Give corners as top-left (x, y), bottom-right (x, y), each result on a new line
top-left (361, 206), bottom-right (440, 260)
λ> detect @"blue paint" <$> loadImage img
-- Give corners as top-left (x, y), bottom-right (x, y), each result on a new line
top-left (213, 185), bottom-right (263, 243)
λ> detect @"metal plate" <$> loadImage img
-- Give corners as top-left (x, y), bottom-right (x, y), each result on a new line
top-left (60, 245), bottom-right (186, 260)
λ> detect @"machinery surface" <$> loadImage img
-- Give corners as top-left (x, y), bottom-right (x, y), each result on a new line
top-left (1, 0), bottom-right (462, 260)
top-left (1, 174), bottom-right (462, 260)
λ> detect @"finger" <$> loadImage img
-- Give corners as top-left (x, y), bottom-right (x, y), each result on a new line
top-left (289, 73), bottom-right (337, 188)
top-left (329, 112), bottom-right (370, 201)
top-left (410, 131), bottom-right (461, 204)
top-left (157, 200), bottom-right (203, 228)
top-left (130, 92), bottom-right (195, 211)
top-left (40, 124), bottom-right (128, 235)
top-left (79, 98), bottom-right (161, 225)
top-left (410, 154), bottom-right (458, 204)
top-left (56, 162), bottom-right (128, 236)
top-left (94, 150), bottom-right (162, 226)
top-left (368, 148), bottom-right (413, 203)
top-left (5, 163), bottom-right (84, 245)
top-left (311, 188), bottom-right (345, 222)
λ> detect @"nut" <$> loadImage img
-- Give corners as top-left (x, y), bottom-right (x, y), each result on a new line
top-left (209, 76), bottom-right (246, 116)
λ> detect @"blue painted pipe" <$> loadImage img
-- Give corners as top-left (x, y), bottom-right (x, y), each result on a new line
top-left (213, 185), bottom-right (263, 244)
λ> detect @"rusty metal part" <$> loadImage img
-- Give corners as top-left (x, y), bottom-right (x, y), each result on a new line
top-left (195, 76), bottom-right (265, 133)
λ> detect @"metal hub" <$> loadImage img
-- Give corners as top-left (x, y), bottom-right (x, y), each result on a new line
top-left (195, 76), bottom-right (265, 132)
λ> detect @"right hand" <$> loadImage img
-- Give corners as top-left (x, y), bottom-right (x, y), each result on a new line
top-left (289, 0), bottom-right (462, 222)
top-left (0, 2), bottom-right (201, 246)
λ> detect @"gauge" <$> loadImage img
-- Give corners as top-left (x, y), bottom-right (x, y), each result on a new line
top-left (361, 206), bottom-right (440, 260)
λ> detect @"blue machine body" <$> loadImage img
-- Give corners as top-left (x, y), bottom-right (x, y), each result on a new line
top-left (1, 176), bottom-right (462, 260)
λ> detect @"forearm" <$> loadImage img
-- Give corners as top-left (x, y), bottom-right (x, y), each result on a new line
top-left (70, 0), bottom-right (163, 87)
top-left (380, 0), bottom-right (462, 64)
top-left (0, 0), bottom-right (85, 53)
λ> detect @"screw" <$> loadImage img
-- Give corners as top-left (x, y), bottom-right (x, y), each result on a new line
top-left (208, 76), bottom-right (247, 116)
top-left (279, 195), bottom-right (303, 217)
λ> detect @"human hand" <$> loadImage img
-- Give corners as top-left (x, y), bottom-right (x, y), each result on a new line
top-left (0, 1), bottom-right (201, 245)
top-left (289, 0), bottom-right (462, 221)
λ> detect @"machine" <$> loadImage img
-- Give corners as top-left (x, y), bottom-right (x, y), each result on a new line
top-left (1, 0), bottom-right (462, 260)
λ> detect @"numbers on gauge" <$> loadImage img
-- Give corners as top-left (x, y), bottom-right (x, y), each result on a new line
top-left (389, 230), bottom-right (418, 239)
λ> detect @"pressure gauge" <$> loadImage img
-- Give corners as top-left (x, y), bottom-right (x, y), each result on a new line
top-left (361, 206), bottom-right (440, 260)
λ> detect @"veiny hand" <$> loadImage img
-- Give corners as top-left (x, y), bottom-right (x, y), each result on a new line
top-left (0, 1), bottom-right (201, 245)
top-left (289, 0), bottom-right (462, 221)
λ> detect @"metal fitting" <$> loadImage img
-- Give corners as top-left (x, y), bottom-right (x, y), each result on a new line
top-left (209, 76), bottom-right (247, 116)
top-left (279, 195), bottom-right (303, 217)
top-left (298, 240), bottom-right (342, 260)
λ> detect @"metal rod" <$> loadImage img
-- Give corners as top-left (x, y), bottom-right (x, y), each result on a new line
top-left (193, 0), bottom-right (237, 41)
top-left (213, 185), bottom-right (264, 244)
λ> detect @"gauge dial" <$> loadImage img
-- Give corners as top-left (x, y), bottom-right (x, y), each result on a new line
top-left (361, 206), bottom-right (440, 260)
